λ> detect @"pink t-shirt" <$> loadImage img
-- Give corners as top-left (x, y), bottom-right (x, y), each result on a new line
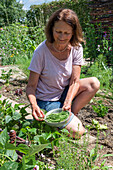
top-left (28, 40), bottom-right (84, 101)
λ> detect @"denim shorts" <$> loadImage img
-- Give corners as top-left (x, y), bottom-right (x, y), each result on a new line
top-left (37, 85), bottom-right (74, 129)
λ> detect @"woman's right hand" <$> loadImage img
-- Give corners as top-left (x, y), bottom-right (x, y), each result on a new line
top-left (31, 103), bottom-right (45, 121)
top-left (26, 71), bottom-right (45, 121)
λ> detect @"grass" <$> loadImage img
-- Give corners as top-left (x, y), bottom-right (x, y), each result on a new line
top-left (16, 58), bottom-right (31, 78)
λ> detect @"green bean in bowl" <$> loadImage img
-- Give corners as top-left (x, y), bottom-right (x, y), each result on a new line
top-left (44, 108), bottom-right (70, 127)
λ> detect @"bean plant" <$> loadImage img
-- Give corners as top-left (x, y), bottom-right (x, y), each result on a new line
top-left (92, 100), bottom-right (108, 118)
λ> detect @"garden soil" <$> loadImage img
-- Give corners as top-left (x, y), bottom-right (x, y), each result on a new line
top-left (0, 66), bottom-right (113, 168)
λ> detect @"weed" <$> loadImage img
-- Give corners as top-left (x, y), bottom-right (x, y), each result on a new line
top-left (0, 69), bottom-right (12, 86)
top-left (86, 119), bottom-right (108, 131)
top-left (54, 132), bottom-right (113, 170)
top-left (92, 100), bottom-right (108, 117)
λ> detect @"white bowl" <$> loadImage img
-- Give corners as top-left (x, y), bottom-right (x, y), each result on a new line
top-left (44, 108), bottom-right (70, 127)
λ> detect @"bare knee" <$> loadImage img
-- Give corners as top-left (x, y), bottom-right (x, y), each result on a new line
top-left (67, 126), bottom-right (85, 138)
top-left (90, 77), bottom-right (100, 92)
top-left (65, 116), bottom-right (85, 138)
top-left (73, 126), bottom-right (85, 138)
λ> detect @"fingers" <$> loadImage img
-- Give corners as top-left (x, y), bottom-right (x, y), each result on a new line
top-left (40, 110), bottom-right (45, 118)
top-left (33, 110), bottom-right (45, 121)
top-left (63, 99), bottom-right (72, 112)
top-left (32, 105), bottom-right (45, 121)
top-left (37, 110), bottom-right (45, 121)
top-left (63, 105), bottom-right (70, 110)
top-left (62, 103), bottom-right (71, 112)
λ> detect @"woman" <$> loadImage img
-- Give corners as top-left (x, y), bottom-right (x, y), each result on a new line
top-left (26, 8), bottom-right (100, 138)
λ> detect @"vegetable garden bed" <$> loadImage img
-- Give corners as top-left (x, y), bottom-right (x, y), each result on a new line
top-left (0, 78), bottom-right (113, 169)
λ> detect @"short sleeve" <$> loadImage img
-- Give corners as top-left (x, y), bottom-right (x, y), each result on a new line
top-left (28, 48), bottom-right (44, 74)
top-left (72, 45), bottom-right (84, 65)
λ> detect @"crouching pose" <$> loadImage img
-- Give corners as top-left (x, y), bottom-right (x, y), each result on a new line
top-left (26, 8), bottom-right (100, 138)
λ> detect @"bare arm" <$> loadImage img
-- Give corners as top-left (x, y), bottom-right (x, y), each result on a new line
top-left (62, 65), bottom-right (81, 112)
top-left (26, 71), bottom-right (44, 121)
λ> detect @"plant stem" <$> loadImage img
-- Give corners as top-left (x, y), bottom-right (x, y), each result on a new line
top-left (0, 153), bottom-right (14, 161)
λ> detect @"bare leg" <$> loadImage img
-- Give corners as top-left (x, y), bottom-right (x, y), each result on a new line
top-left (72, 77), bottom-right (100, 115)
top-left (66, 115), bottom-right (85, 138)
top-left (65, 77), bottom-right (100, 138)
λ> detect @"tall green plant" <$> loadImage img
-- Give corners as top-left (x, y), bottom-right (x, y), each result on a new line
top-left (0, 0), bottom-right (26, 27)
top-left (83, 23), bottom-right (113, 64)
top-left (26, 0), bottom-right (90, 29)
top-left (0, 23), bottom-right (38, 65)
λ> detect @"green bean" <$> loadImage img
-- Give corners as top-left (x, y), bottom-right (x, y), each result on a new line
top-left (46, 111), bottom-right (69, 123)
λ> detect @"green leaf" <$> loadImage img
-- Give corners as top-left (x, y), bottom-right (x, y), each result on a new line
top-left (21, 155), bottom-right (26, 170)
top-left (46, 132), bottom-right (52, 140)
top-left (0, 166), bottom-right (6, 170)
top-left (20, 105), bottom-right (29, 114)
top-left (98, 124), bottom-right (108, 130)
top-left (0, 128), bottom-right (9, 146)
top-left (100, 159), bottom-right (106, 167)
top-left (2, 99), bottom-right (7, 106)
top-left (10, 106), bottom-right (15, 114)
top-left (12, 111), bottom-right (21, 120)
top-left (16, 144), bottom-right (29, 154)
top-left (6, 143), bottom-right (17, 150)
top-left (5, 150), bottom-right (18, 161)
top-left (33, 135), bottom-right (40, 144)
top-left (20, 128), bottom-right (27, 133)
top-left (102, 154), bottom-right (113, 158)
top-left (92, 119), bottom-right (99, 125)
top-left (0, 142), bottom-right (3, 149)
top-left (90, 148), bottom-right (96, 158)
top-left (92, 166), bottom-right (100, 170)
top-left (24, 155), bottom-right (36, 165)
top-left (5, 115), bottom-right (12, 124)
top-left (54, 131), bottom-right (61, 136)
top-left (14, 103), bottom-right (25, 110)
top-left (27, 143), bottom-right (49, 156)
top-left (22, 121), bottom-right (31, 128)
top-left (0, 161), bottom-right (18, 170)
top-left (27, 128), bottom-right (37, 135)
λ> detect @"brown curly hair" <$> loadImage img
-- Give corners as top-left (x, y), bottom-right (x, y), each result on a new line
top-left (45, 8), bottom-right (85, 46)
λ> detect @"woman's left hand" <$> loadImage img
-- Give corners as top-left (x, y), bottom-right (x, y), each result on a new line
top-left (62, 100), bottom-right (72, 113)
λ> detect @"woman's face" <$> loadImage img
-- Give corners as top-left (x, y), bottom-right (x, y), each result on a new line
top-left (53, 20), bottom-right (73, 46)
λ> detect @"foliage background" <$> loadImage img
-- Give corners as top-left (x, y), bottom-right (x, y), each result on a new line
top-left (0, 0), bottom-right (26, 27)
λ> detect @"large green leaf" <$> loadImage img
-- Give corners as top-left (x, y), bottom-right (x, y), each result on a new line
top-left (5, 150), bottom-right (18, 161)
top-left (5, 143), bottom-right (17, 150)
top-left (12, 111), bottom-right (21, 120)
top-left (0, 161), bottom-right (18, 170)
top-left (27, 143), bottom-right (49, 156)
top-left (5, 115), bottom-right (12, 124)
top-left (0, 128), bottom-right (9, 146)
top-left (16, 144), bottom-right (30, 154)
